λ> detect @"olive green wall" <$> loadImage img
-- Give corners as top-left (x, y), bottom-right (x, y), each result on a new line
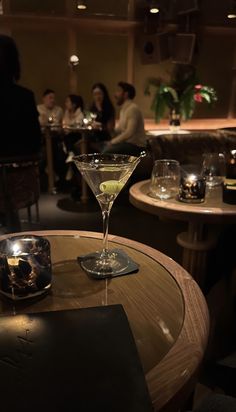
top-left (195, 34), bottom-right (235, 118)
top-left (75, 33), bottom-right (127, 111)
top-left (12, 27), bottom-right (235, 119)
top-left (12, 30), bottom-right (127, 111)
top-left (12, 29), bottom-right (69, 107)
top-left (134, 32), bottom-right (235, 119)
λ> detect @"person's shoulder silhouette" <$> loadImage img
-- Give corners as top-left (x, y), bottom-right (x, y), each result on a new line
top-left (0, 35), bottom-right (41, 157)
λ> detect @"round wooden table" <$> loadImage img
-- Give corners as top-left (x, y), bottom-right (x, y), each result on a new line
top-left (0, 230), bottom-right (209, 412)
top-left (129, 180), bottom-right (236, 287)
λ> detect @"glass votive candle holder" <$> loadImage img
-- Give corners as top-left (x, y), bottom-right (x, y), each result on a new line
top-left (0, 235), bottom-right (52, 301)
top-left (179, 173), bottom-right (206, 203)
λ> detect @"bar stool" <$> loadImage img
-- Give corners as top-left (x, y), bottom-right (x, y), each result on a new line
top-left (0, 154), bottom-right (40, 232)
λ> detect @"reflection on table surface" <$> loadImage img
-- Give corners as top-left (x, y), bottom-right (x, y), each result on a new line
top-left (0, 230), bottom-right (209, 412)
top-left (0, 234), bottom-right (184, 374)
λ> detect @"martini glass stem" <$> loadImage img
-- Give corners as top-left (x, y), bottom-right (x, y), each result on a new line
top-left (102, 208), bottom-right (110, 257)
top-left (101, 202), bottom-right (113, 257)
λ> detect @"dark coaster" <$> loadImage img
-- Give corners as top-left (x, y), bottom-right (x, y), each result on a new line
top-left (78, 248), bottom-right (139, 279)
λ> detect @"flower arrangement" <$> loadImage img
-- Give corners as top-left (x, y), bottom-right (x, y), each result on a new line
top-left (145, 66), bottom-right (218, 123)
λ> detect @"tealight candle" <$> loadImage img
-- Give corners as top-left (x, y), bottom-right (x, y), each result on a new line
top-left (0, 235), bottom-right (52, 300)
top-left (179, 173), bottom-right (206, 203)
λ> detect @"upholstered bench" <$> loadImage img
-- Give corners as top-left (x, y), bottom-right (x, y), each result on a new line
top-left (148, 131), bottom-right (236, 166)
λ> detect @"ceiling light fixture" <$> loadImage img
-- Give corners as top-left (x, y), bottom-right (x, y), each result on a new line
top-left (77, 0), bottom-right (87, 10)
top-left (69, 55), bottom-right (79, 68)
top-left (149, 1), bottom-right (159, 14)
top-left (227, 0), bottom-right (236, 18)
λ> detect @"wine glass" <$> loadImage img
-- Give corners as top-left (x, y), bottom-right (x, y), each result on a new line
top-left (201, 152), bottom-right (226, 187)
top-left (73, 153), bottom-right (145, 278)
top-left (150, 159), bottom-right (180, 200)
top-left (90, 112), bottom-right (97, 121)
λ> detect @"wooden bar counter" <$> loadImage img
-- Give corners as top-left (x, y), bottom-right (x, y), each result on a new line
top-left (145, 118), bottom-right (236, 131)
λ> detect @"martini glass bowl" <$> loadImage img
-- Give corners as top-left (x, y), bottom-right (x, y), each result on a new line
top-left (73, 153), bottom-right (144, 278)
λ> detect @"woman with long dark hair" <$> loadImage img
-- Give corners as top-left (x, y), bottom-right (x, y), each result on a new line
top-left (90, 83), bottom-right (115, 143)
top-left (63, 94), bottom-right (84, 128)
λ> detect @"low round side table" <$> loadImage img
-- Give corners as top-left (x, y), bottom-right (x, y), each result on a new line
top-left (129, 180), bottom-right (236, 288)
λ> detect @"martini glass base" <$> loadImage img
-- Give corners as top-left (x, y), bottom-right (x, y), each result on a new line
top-left (78, 249), bottom-right (130, 279)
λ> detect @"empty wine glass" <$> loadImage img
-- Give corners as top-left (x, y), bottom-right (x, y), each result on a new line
top-left (90, 112), bottom-right (97, 121)
top-left (73, 153), bottom-right (145, 278)
top-left (202, 153), bottom-right (226, 187)
top-left (150, 159), bottom-right (180, 200)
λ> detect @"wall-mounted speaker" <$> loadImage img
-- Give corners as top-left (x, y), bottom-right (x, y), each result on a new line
top-left (140, 32), bottom-right (170, 65)
top-left (177, 0), bottom-right (199, 15)
top-left (171, 33), bottom-right (196, 64)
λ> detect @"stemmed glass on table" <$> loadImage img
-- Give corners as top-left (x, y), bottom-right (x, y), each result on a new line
top-left (73, 153), bottom-right (145, 278)
top-left (201, 153), bottom-right (226, 187)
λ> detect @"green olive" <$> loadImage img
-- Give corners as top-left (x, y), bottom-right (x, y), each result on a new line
top-left (99, 180), bottom-right (124, 194)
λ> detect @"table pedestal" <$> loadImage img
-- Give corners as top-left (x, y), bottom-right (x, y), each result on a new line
top-left (45, 129), bottom-right (57, 194)
top-left (177, 222), bottom-right (217, 288)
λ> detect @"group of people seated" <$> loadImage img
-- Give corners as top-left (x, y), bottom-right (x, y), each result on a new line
top-left (37, 81), bottom-right (147, 158)
top-left (37, 82), bottom-right (147, 193)
top-left (0, 33), bottom-right (147, 197)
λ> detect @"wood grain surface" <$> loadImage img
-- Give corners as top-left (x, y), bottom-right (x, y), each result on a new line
top-left (129, 180), bottom-right (236, 224)
top-left (0, 231), bottom-right (209, 411)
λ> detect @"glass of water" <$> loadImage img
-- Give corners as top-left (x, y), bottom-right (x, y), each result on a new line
top-left (202, 153), bottom-right (226, 188)
top-left (150, 159), bottom-right (180, 200)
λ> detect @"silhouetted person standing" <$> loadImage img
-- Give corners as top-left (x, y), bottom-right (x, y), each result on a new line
top-left (0, 35), bottom-right (41, 157)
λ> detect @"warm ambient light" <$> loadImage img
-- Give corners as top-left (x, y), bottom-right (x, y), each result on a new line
top-left (227, 13), bottom-right (236, 18)
top-left (77, 1), bottom-right (87, 10)
top-left (150, 7), bottom-right (159, 13)
top-left (69, 54), bottom-right (79, 67)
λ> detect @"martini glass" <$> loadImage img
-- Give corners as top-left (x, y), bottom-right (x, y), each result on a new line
top-left (73, 153), bottom-right (145, 278)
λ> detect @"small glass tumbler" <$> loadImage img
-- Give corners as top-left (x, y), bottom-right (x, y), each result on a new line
top-left (0, 235), bottom-right (52, 300)
top-left (150, 159), bottom-right (180, 200)
top-left (179, 173), bottom-right (206, 203)
top-left (202, 152), bottom-right (226, 188)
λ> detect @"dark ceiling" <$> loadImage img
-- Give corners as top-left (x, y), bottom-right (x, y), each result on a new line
top-left (7, 0), bottom-right (236, 28)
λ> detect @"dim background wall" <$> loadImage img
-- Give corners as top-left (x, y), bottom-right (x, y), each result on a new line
top-left (11, 27), bottom-right (236, 119)
top-left (12, 29), bottom-right (127, 111)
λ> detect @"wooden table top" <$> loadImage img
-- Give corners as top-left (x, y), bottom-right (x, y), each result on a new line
top-left (0, 230), bottom-right (209, 411)
top-left (130, 180), bottom-right (236, 224)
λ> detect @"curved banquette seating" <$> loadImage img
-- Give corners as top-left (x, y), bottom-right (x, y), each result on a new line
top-left (148, 130), bottom-right (236, 165)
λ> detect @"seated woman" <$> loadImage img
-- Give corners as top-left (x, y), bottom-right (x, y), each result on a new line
top-left (89, 83), bottom-right (115, 151)
top-left (63, 94), bottom-right (84, 158)
top-left (63, 94), bottom-right (84, 129)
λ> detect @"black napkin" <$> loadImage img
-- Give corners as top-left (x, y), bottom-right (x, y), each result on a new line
top-left (78, 248), bottom-right (139, 279)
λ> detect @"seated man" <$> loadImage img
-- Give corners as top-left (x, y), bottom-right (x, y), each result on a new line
top-left (37, 89), bottom-right (63, 127)
top-left (104, 82), bottom-right (146, 156)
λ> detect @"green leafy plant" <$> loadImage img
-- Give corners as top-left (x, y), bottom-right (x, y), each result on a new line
top-left (145, 66), bottom-right (217, 122)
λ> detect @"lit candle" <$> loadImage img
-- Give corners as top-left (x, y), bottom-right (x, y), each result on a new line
top-left (179, 173), bottom-right (206, 203)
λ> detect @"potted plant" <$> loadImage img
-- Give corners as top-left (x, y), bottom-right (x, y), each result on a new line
top-left (145, 65), bottom-right (217, 125)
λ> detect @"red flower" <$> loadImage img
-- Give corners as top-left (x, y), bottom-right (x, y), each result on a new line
top-left (195, 84), bottom-right (202, 90)
top-left (194, 93), bottom-right (203, 102)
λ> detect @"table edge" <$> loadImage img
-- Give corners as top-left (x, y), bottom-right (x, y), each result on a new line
top-left (129, 180), bottom-right (236, 223)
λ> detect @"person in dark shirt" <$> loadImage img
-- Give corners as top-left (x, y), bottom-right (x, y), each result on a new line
top-left (0, 35), bottom-right (41, 157)
top-left (89, 83), bottom-right (115, 144)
